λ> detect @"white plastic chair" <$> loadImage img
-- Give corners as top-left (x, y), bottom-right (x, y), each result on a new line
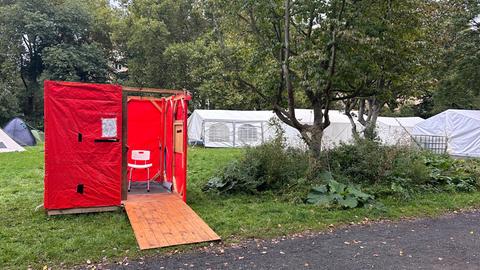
top-left (128, 150), bottom-right (153, 192)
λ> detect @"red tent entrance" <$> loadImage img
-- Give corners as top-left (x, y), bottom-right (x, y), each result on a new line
top-left (126, 96), bottom-right (188, 201)
top-left (44, 81), bottom-right (190, 212)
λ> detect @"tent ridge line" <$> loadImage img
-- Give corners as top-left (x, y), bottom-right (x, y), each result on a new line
top-left (123, 86), bottom-right (189, 95)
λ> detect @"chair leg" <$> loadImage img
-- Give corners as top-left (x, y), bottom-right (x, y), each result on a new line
top-left (147, 168), bottom-right (150, 192)
top-left (128, 168), bottom-right (133, 192)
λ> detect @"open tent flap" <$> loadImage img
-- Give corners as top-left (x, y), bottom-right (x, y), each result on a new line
top-left (126, 96), bottom-right (190, 201)
top-left (0, 128), bottom-right (25, 153)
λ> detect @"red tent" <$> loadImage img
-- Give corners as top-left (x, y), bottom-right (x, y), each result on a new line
top-left (43, 81), bottom-right (190, 212)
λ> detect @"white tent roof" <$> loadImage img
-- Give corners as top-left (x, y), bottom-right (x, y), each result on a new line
top-left (377, 116), bottom-right (424, 127)
top-left (0, 128), bottom-right (25, 153)
top-left (188, 110), bottom-right (274, 122)
top-left (412, 109), bottom-right (480, 157)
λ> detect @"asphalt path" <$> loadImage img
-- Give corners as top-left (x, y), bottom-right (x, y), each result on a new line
top-left (96, 210), bottom-right (480, 270)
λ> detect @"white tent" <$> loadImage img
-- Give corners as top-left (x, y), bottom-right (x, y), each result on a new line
top-left (188, 109), bottom-right (360, 148)
top-left (188, 109), bottom-right (424, 148)
top-left (412, 110), bottom-right (480, 157)
top-left (0, 128), bottom-right (25, 153)
top-left (377, 116), bottom-right (425, 146)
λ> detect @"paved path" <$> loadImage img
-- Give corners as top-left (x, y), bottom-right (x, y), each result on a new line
top-left (107, 211), bottom-right (480, 270)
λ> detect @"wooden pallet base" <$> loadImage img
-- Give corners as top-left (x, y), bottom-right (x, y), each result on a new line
top-left (46, 206), bottom-right (120, 216)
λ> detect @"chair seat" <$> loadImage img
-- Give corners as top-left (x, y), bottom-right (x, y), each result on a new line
top-left (128, 163), bottom-right (153, 169)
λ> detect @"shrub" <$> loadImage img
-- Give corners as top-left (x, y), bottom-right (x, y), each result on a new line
top-left (326, 139), bottom-right (429, 185)
top-left (203, 136), bottom-right (309, 194)
top-left (204, 133), bottom-right (480, 203)
top-left (325, 139), bottom-right (479, 198)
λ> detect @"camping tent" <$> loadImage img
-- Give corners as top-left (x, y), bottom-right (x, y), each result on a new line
top-left (3, 117), bottom-right (36, 146)
top-left (376, 117), bottom-right (425, 146)
top-left (187, 109), bottom-right (360, 148)
top-left (412, 110), bottom-right (480, 157)
top-left (188, 109), bottom-right (424, 149)
top-left (31, 129), bottom-right (44, 143)
top-left (0, 128), bottom-right (25, 153)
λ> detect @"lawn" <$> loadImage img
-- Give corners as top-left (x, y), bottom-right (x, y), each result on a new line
top-left (2, 146), bottom-right (480, 269)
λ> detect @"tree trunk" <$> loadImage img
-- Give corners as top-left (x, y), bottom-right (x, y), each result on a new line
top-left (309, 125), bottom-right (323, 158)
top-left (363, 98), bottom-right (381, 140)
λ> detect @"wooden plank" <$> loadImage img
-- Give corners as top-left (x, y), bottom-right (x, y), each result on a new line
top-left (125, 205), bottom-right (151, 248)
top-left (125, 193), bottom-right (220, 249)
top-left (123, 86), bottom-right (188, 95)
top-left (47, 206), bottom-right (120, 216)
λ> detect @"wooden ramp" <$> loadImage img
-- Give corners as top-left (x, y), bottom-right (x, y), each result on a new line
top-left (124, 193), bottom-right (220, 250)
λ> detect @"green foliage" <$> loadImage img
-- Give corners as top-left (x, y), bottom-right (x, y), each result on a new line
top-left (423, 154), bottom-right (478, 193)
top-left (43, 43), bottom-right (109, 82)
top-left (0, 82), bottom-right (20, 125)
top-left (326, 139), bottom-right (480, 199)
top-left (114, 0), bottom-right (209, 87)
top-left (0, 0), bottom-right (115, 124)
top-left (203, 136), bottom-right (309, 194)
top-left (306, 174), bottom-right (375, 209)
top-left (326, 139), bottom-right (429, 186)
top-left (420, 0), bottom-right (480, 112)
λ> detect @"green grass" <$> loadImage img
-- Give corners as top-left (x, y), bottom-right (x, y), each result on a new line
top-left (2, 146), bottom-right (480, 269)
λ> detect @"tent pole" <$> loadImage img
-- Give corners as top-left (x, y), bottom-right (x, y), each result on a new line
top-left (121, 93), bottom-right (128, 200)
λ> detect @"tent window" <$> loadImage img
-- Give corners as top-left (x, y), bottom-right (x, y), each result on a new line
top-left (238, 124), bottom-right (258, 142)
top-left (0, 142), bottom-right (5, 149)
top-left (208, 123), bottom-right (230, 142)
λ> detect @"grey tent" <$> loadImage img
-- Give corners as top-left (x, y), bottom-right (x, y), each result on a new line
top-left (31, 130), bottom-right (44, 143)
top-left (3, 117), bottom-right (36, 146)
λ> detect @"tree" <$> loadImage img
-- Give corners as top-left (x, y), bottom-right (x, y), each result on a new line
top-left (0, 0), bottom-right (114, 125)
top-left (430, 0), bottom-right (480, 112)
top-left (114, 0), bottom-right (209, 87)
top-left (341, 1), bottom-right (425, 140)
top-left (206, 0), bottom-right (424, 157)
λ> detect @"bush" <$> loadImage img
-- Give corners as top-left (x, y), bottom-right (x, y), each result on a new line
top-left (203, 136), bottom-right (309, 194)
top-left (204, 134), bottom-right (480, 204)
top-left (325, 139), bottom-right (430, 186)
top-left (325, 139), bottom-right (479, 198)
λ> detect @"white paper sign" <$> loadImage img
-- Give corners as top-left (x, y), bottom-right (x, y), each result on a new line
top-left (102, 118), bottom-right (117, 138)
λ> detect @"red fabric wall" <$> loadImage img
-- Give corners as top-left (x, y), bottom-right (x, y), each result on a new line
top-left (127, 99), bottom-right (164, 181)
top-left (44, 81), bottom-right (123, 210)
